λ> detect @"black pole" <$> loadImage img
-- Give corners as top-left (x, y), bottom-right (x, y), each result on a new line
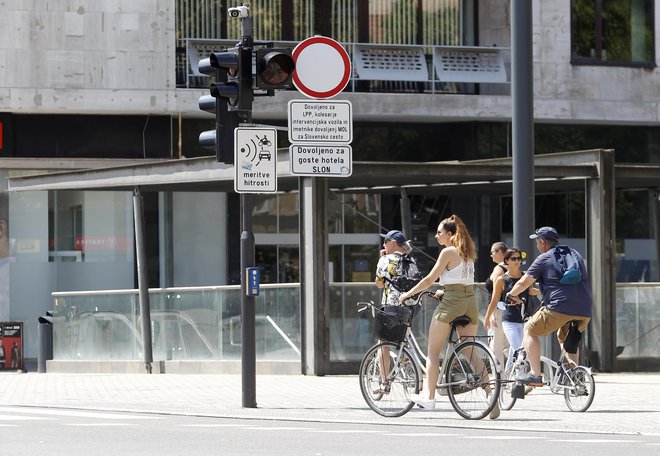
top-left (133, 187), bottom-right (153, 374)
top-left (511, 0), bottom-right (535, 255)
top-left (239, 7), bottom-right (256, 408)
top-left (240, 193), bottom-right (256, 407)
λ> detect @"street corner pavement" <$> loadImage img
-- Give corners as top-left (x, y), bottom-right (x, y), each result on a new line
top-left (0, 371), bottom-right (658, 436)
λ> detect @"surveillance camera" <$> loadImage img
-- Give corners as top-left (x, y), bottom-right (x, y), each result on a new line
top-left (228, 6), bottom-right (249, 18)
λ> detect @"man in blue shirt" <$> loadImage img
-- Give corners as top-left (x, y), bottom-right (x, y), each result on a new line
top-left (505, 227), bottom-right (592, 386)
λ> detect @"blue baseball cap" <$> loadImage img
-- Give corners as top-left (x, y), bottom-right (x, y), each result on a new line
top-left (529, 226), bottom-right (559, 241)
top-left (380, 230), bottom-right (406, 245)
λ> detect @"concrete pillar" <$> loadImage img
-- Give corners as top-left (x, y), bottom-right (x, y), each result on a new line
top-left (586, 149), bottom-right (616, 371)
top-left (300, 177), bottom-right (329, 375)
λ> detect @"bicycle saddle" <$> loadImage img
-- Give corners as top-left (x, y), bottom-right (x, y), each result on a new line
top-left (451, 315), bottom-right (471, 327)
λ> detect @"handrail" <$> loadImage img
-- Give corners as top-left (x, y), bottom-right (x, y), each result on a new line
top-left (265, 315), bottom-right (300, 355)
top-left (52, 282), bottom-right (300, 297)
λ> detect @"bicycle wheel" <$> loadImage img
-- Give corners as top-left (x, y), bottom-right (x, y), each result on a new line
top-left (445, 341), bottom-right (500, 420)
top-left (358, 342), bottom-right (419, 417)
top-left (498, 363), bottom-right (517, 411)
top-left (563, 366), bottom-right (595, 412)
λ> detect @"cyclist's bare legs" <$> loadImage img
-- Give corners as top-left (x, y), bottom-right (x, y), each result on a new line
top-left (560, 344), bottom-right (579, 367)
top-left (523, 331), bottom-right (542, 376)
top-left (423, 319), bottom-right (452, 400)
top-left (378, 345), bottom-right (391, 386)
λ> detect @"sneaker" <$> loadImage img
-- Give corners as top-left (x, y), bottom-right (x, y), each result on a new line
top-left (516, 373), bottom-right (544, 387)
top-left (372, 382), bottom-right (391, 395)
top-left (524, 385), bottom-right (535, 395)
top-left (489, 401), bottom-right (500, 419)
top-left (408, 393), bottom-right (436, 410)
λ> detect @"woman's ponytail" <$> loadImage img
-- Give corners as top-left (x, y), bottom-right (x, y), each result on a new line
top-left (441, 214), bottom-right (477, 261)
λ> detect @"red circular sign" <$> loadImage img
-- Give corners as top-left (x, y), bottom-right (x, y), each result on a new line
top-left (292, 36), bottom-right (351, 99)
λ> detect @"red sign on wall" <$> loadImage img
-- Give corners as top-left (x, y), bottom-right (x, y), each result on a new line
top-left (0, 321), bottom-right (23, 371)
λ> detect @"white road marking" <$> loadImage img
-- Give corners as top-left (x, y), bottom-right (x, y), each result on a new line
top-left (388, 433), bottom-right (462, 437)
top-left (181, 424), bottom-right (251, 427)
top-left (462, 436), bottom-right (539, 440)
top-left (0, 407), bottom-right (157, 420)
top-left (310, 430), bottom-right (382, 434)
top-left (246, 426), bottom-right (314, 431)
top-left (0, 414), bottom-right (50, 421)
top-left (64, 423), bottom-right (135, 427)
top-left (550, 439), bottom-right (640, 444)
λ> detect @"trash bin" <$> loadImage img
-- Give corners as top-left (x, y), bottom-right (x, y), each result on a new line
top-left (37, 311), bottom-right (54, 373)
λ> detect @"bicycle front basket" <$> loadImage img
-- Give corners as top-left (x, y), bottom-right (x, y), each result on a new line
top-left (374, 305), bottom-right (412, 343)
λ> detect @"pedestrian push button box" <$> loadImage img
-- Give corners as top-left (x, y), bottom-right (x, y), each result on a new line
top-left (246, 267), bottom-right (260, 296)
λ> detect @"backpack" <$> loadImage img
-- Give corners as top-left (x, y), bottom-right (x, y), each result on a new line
top-left (551, 246), bottom-right (583, 285)
top-left (387, 253), bottom-right (423, 292)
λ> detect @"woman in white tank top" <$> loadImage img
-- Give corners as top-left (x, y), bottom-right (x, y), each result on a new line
top-left (399, 214), bottom-right (499, 418)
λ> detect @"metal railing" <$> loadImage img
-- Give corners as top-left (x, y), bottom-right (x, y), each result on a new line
top-left (51, 282), bottom-right (659, 365)
top-left (181, 39), bottom-right (510, 94)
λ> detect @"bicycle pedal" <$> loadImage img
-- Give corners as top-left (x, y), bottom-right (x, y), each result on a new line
top-left (511, 382), bottom-right (526, 399)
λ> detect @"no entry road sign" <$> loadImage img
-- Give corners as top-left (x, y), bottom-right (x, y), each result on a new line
top-left (292, 36), bottom-right (351, 99)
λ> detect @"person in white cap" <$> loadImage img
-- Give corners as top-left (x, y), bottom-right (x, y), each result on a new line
top-left (372, 229), bottom-right (413, 395)
top-left (505, 227), bottom-right (592, 386)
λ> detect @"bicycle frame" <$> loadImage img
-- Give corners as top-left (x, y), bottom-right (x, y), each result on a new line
top-left (396, 318), bottom-right (499, 392)
top-left (541, 355), bottom-right (593, 394)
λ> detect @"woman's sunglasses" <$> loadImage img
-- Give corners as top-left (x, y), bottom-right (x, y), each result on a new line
top-left (509, 257), bottom-right (522, 261)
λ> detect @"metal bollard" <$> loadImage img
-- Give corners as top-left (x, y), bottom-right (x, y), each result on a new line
top-left (37, 312), bottom-right (54, 373)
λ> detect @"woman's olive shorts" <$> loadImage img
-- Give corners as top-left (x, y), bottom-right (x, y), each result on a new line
top-left (432, 284), bottom-right (479, 324)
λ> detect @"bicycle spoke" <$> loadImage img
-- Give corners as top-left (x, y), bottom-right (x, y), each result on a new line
top-left (498, 364), bottom-right (517, 410)
top-left (359, 342), bottom-right (419, 417)
top-left (563, 366), bottom-right (595, 412)
top-left (445, 341), bottom-right (500, 420)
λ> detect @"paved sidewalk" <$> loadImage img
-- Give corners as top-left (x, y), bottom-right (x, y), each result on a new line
top-left (0, 371), bottom-right (658, 436)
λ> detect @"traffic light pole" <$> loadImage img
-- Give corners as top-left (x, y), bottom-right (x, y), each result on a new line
top-left (237, 10), bottom-right (257, 409)
top-left (200, 4), bottom-right (293, 407)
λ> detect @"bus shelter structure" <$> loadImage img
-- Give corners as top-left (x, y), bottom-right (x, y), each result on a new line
top-left (8, 149), bottom-right (660, 373)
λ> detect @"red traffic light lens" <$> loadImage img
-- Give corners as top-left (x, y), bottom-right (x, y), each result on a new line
top-left (257, 50), bottom-right (295, 88)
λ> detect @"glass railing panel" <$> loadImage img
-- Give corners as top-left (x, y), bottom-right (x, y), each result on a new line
top-left (328, 282), bottom-right (492, 363)
top-left (53, 291), bottom-right (140, 360)
top-left (52, 284), bottom-right (301, 362)
top-left (616, 283), bottom-right (660, 358)
top-left (52, 282), bottom-right (660, 364)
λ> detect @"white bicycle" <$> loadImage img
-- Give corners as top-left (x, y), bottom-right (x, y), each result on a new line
top-left (357, 291), bottom-right (501, 420)
top-left (499, 345), bottom-right (595, 412)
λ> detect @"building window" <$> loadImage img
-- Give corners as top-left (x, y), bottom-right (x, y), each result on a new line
top-left (571, 0), bottom-right (655, 67)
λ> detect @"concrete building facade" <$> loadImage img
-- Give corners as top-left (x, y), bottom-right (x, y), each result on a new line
top-left (1, 1), bottom-right (659, 371)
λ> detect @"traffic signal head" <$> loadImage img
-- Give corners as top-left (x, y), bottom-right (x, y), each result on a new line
top-left (198, 51), bottom-right (239, 77)
top-left (197, 46), bottom-right (254, 163)
top-left (256, 49), bottom-right (295, 89)
top-left (198, 50), bottom-right (241, 109)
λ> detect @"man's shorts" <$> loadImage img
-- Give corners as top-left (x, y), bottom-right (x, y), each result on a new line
top-left (432, 284), bottom-right (479, 325)
top-left (525, 306), bottom-right (590, 343)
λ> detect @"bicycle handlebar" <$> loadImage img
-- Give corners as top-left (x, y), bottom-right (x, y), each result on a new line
top-left (504, 293), bottom-right (526, 305)
top-left (356, 290), bottom-right (438, 312)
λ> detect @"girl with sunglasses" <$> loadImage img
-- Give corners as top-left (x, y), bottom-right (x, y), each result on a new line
top-left (484, 248), bottom-right (539, 371)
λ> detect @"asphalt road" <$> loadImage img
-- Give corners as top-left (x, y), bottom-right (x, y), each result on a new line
top-left (3, 405), bottom-right (659, 456)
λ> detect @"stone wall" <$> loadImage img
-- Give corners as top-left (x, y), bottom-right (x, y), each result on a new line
top-left (0, 0), bottom-right (176, 113)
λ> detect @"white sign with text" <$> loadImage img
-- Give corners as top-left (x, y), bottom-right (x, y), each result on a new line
top-left (289, 144), bottom-right (352, 177)
top-left (288, 100), bottom-right (353, 144)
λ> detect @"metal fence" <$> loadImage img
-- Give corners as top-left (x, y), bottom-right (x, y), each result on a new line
top-left (181, 39), bottom-right (510, 94)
